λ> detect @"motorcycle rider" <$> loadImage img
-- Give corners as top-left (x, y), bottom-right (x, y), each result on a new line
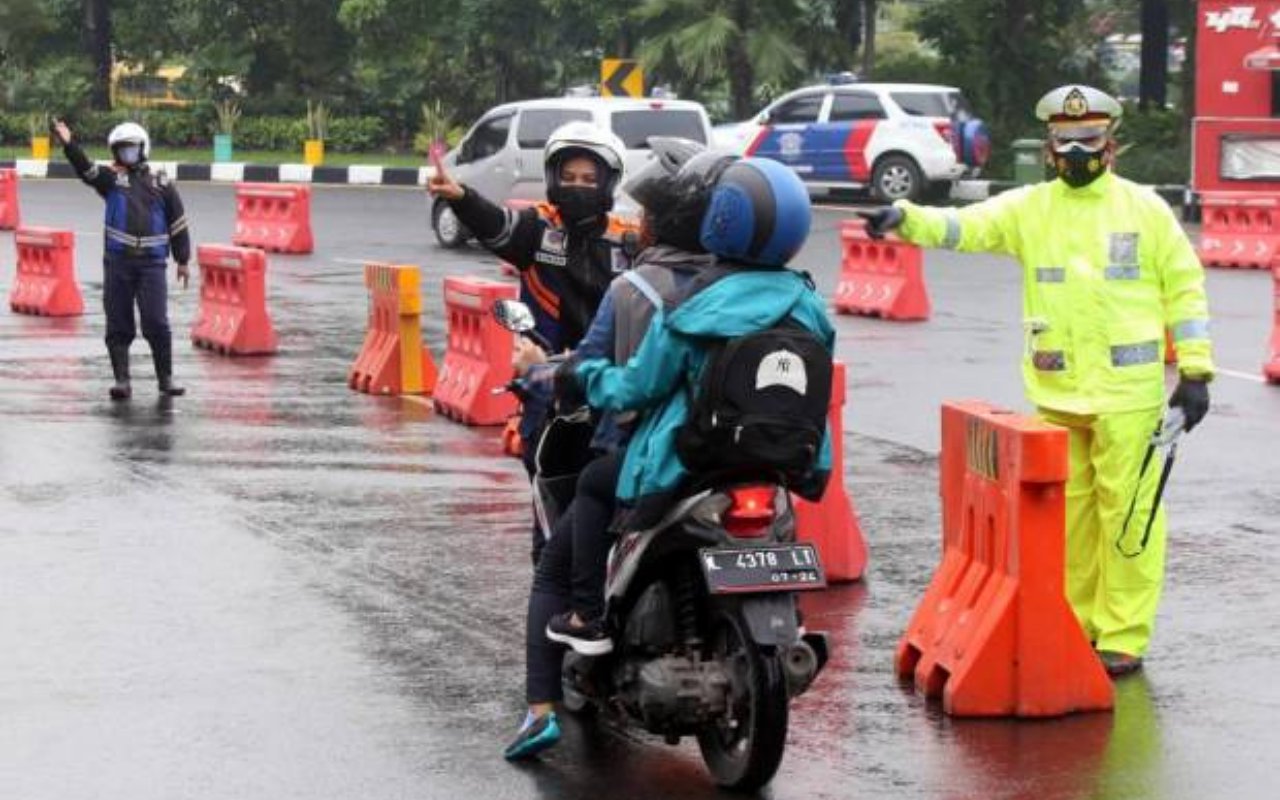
top-left (538, 157), bottom-right (834, 659)
top-left (50, 119), bottom-right (191, 399)
top-left (428, 121), bottom-right (638, 562)
top-left (502, 139), bottom-right (737, 761)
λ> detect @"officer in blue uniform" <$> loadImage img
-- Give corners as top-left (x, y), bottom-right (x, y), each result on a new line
top-left (51, 119), bottom-right (191, 400)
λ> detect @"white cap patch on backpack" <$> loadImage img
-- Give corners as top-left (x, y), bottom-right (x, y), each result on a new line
top-left (756, 350), bottom-right (808, 395)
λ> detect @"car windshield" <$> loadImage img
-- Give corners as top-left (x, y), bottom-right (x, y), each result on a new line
top-left (611, 109), bottom-right (707, 148)
top-left (517, 108), bottom-right (592, 149)
top-left (890, 91), bottom-right (958, 118)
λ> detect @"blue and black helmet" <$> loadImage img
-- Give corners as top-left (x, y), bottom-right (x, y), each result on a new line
top-left (699, 157), bottom-right (812, 267)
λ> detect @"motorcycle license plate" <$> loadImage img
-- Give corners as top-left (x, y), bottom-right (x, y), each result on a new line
top-left (699, 544), bottom-right (826, 594)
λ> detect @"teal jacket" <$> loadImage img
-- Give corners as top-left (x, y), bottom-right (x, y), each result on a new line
top-left (575, 268), bottom-right (836, 511)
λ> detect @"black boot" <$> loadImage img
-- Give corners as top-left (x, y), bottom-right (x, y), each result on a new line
top-left (151, 339), bottom-right (186, 397)
top-left (107, 345), bottom-right (132, 401)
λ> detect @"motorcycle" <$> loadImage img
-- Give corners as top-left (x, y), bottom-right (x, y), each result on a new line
top-left (494, 299), bottom-right (830, 792)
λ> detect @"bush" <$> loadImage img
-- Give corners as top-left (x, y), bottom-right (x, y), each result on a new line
top-left (326, 116), bottom-right (386, 152)
top-left (234, 116), bottom-right (308, 150)
top-left (0, 109), bottom-right (393, 153)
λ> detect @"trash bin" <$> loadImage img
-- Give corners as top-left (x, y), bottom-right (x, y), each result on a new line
top-left (1013, 139), bottom-right (1046, 185)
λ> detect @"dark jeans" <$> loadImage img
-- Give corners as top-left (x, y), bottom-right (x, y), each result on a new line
top-left (526, 508), bottom-right (573, 704)
top-left (103, 258), bottom-right (171, 354)
top-left (523, 449), bottom-right (624, 704)
top-left (570, 450), bottom-right (624, 620)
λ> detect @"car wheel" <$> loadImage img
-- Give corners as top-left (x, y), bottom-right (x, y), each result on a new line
top-left (432, 200), bottom-right (470, 248)
top-left (872, 155), bottom-right (925, 203)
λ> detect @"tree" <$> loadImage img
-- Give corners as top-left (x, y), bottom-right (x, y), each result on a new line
top-left (915, 0), bottom-right (1094, 142)
top-left (1138, 0), bottom-right (1169, 109)
top-left (634, 0), bottom-right (805, 119)
top-left (862, 0), bottom-right (876, 77)
top-left (83, 0), bottom-right (112, 109)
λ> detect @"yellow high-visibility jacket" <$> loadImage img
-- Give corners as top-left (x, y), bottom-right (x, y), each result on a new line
top-left (896, 172), bottom-right (1214, 415)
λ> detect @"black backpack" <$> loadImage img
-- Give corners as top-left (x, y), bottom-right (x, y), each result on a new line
top-left (676, 318), bottom-right (832, 494)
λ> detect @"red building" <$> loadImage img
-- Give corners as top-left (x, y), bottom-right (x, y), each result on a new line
top-left (1194, 0), bottom-right (1280, 195)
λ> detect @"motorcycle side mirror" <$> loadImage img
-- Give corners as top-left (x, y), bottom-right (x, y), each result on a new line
top-left (492, 299), bottom-right (537, 335)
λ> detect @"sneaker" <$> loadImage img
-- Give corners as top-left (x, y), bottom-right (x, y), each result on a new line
top-left (503, 711), bottom-right (561, 761)
top-left (546, 612), bottom-right (613, 656)
top-left (1098, 650), bottom-right (1144, 678)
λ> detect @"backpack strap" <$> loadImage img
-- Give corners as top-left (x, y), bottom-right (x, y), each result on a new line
top-left (622, 270), bottom-right (663, 310)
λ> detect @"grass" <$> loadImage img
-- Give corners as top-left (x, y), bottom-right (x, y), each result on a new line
top-left (0, 145), bottom-right (428, 168)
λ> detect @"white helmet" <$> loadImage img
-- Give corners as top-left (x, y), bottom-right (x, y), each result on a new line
top-left (543, 121), bottom-right (626, 198)
top-left (107, 122), bottom-right (150, 160)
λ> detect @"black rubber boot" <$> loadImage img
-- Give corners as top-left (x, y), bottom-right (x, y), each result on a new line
top-left (151, 339), bottom-right (186, 397)
top-left (107, 345), bottom-right (132, 401)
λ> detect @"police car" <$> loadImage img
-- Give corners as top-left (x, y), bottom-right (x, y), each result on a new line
top-left (714, 80), bottom-right (991, 202)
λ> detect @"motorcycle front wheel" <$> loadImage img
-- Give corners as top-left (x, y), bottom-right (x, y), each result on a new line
top-left (696, 609), bottom-right (789, 791)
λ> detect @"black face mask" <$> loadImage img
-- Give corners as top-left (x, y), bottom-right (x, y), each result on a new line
top-left (1054, 148), bottom-right (1107, 188)
top-left (548, 184), bottom-right (609, 230)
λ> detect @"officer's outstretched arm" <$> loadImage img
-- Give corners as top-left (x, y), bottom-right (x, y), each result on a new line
top-left (52, 120), bottom-right (113, 198)
top-left (448, 188), bottom-right (542, 268)
top-left (894, 187), bottom-right (1029, 257)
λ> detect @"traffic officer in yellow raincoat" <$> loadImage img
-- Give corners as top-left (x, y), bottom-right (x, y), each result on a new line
top-left (861, 85), bottom-right (1213, 677)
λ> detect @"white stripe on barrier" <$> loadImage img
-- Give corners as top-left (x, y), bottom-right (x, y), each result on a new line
top-left (279, 163), bottom-right (313, 183)
top-left (348, 165), bottom-right (384, 185)
top-left (16, 234), bottom-right (56, 247)
top-left (15, 160), bottom-right (48, 179)
top-left (211, 162), bottom-right (246, 182)
top-left (150, 161), bottom-right (179, 179)
top-left (444, 290), bottom-right (484, 310)
top-left (418, 166), bottom-right (437, 186)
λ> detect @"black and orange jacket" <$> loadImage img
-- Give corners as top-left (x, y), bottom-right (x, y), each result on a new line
top-left (449, 188), bottom-right (638, 352)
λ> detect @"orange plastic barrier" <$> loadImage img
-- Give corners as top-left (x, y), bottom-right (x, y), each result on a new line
top-left (1266, 263), bottom-right (1280, 384)
top-left (0, 168), bottom-right (19, 230)
top-left (793, 361), bottom-right (867, 582)
top-left (833, 219), bottom-right (930, 320)
top-left (190, 244), bottom-right (278, 355)
top-left (8, 227), bottom-right (82, 316)
top-left (349, 263), bottom-right (438, 395)
top-left (433, 276), bottom-right (519, 425)
top-left (501, 415), bottom-right (524, 458)
top-left (232, 183), bottom-right (314, 254)
top-left (1197, 192), bottom-right (1278, 269)
top-left (895, 401), bottom-right (1114, 717)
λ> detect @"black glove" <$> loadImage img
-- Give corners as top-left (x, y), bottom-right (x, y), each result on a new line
top-left (856, 206), bottom-right (904, 240)
top-left (1169, 376), bottom-right (1210, 433)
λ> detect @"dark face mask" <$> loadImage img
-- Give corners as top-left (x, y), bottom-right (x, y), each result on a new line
top-left (1054, 147), bottom-right (1107, 188)
top-left (548, 184), bottom-right (608, 230)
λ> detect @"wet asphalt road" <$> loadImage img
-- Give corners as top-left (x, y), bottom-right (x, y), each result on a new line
top-left (2, 181), bottom-right (1278, 800)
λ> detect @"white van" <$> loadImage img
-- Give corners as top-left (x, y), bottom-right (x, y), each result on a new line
top-left (432, 96), bottom-right (714, 247)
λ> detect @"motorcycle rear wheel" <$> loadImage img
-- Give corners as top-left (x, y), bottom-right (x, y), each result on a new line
top-left (696, 610), bottom-right (789, 791)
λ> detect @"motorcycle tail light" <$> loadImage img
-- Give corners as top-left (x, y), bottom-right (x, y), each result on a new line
top-left (724, 485), bottom-right (776, 537)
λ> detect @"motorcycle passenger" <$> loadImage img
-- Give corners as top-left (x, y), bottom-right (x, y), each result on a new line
top-left (543, 158), bottom-right (835, 657)
top-left (503, 140), bottom-right (735, 762)
top-left (428, 121), bottom-right (638, 563)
